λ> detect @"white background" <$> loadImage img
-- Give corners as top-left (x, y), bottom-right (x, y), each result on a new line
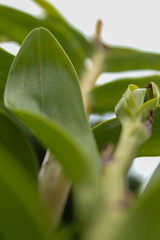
top-left (1, 0), bottom-right (160, 186)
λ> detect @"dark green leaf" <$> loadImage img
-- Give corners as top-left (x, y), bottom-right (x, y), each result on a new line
top-left (0, 109), bottom-right (39, 178)
top-left (103, 47), bottom-right (160, 72)
top-left (4, 27), bottom-right (100, 219)
top-left (112, 164), bottom-right (160, 240)
top-left (0, 5), bottom-right (92, 76)
top-left (93, 106), bottom-right (160, 157)
top-left (90, 75), bottom-right (160, 113)
top-left (0, 48), bottom-right (14, 102)
top-left (0, 143), bottom-right (52, 240)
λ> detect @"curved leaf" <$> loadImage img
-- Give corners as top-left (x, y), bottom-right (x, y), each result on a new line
top-left (0, 48), bottom-right (14, 102)
top-left (93, 106), bottom-right (160, 157)
top-left (90, 75), bottom-right (160, 113)
top-left (0, 5), bottom-right (92, 75)
top-left (0, 109), bottom-right (38, 178)
top-left (4, 27), bottom-right (100, 219)
top-left (103, 46), bottom-right (160, 72)
top-left (112, 164), bottom-right (160, 240)
top-left (0, 143), bottom-right (52, 240)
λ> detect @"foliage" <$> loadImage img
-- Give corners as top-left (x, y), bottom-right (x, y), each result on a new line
top-left (0, 1), bottom-right (160, 240)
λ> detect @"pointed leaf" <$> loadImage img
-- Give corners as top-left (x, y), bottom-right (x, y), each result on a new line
top-left (0, 5), bottom-right (92, 75)
top-left (4, 28), bottom-right (100, 219)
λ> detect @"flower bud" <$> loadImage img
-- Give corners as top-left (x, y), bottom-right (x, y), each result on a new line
top-left (115, 82), bottom-right (159, 125)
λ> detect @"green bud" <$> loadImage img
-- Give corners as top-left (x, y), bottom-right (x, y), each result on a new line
top-left (115, 82), bottom-right (160, 125)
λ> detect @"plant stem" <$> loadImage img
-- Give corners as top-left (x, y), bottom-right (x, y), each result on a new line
top-left (80, 50), bottom-right (104, 115)
top-left (85, 120), bottom-right (152, 240)
top-left (39, 150), bottom-right (71, 230)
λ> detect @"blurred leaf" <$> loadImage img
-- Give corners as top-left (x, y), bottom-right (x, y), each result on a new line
top-left (90, 75), bottom-right (160, 113)
top-left (32, 0), bottom-right (71, 25)
top-left (0, 5), bottom-right (92, 76)
top-left (92, 106), bottom-right (160, 156)
top-left (142, 164), bottom-right (160, 197)
top-left (32, 0), bottom-right (92, 56)
top-left (0, 109), bottom-right (38, 178)
top-left (103, 47), bottom-right (160, 72)
top-left (0, 143), bottom-right (52, 240)
top-left (112, 164), bottom-right (160, 240)
top-left (4, 27), bottom-right (100, 219)
top-left (92, 117), bottom-right (121, 151)
top-left (0, 48), bottom-right (14, 102)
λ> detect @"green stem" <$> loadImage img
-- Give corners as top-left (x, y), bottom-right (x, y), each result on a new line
top-left (85, 121), bottom-right (151, 240)
top-left (80, 50), bottom-right (105, 115)
top-left (39, 150), bottom-right (71, 230)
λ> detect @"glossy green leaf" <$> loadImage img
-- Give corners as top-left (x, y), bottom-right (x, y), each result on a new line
top-left (0, 5), bottom-right (92, 76)
top-left (112, 164), bottom-right (160, 240)
top-left (4, 27), bottom-right (100, 219)
top-left (90, 75), bottom-right (160, 113)
top-left (93, 106), bottom-right (160, 156)
top-left (0, 143), bottom-right (52, 240)
top-left (0, 48), bottom-right (14, 102)
top-left (0, 109), bottom-right (38, 178)
top-left (103, 46), bottom-right (160, 72)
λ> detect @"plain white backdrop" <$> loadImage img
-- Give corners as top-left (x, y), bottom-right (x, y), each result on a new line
top-left (0, 0), bottom-right (160, 186)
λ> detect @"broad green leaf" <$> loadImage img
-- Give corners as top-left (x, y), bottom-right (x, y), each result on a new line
top-left (92, 106), bottom-right (160, 156)
top-left (0, 109), bottom-right (38, 178)
top-left (90, 75), bottom-right (160, 113)
top-left (0, 143), bottom-right (52, 240)
top-left (0, 5), bottom-right (92, 76)
top-left (0, 48), bottom-right (14, 102)
top-left (4, 27), bottom-right (100, 219)
top-left (112, 164), bottom-right (160, 240)
top-left (103, 46), bottom-right (160, 72)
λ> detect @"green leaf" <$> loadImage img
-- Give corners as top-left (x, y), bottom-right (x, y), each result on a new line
top-left (142, 164), bottom-right (160, 197)
top-left (0, 48), bottom-right (14, 102)
top-left (32, 0), bottom-right (72, 26)
top-left (0, 143), bottom-right (52, 240)
top-left (90, 75), bottom-right (160, 113)
top-left (112, 164), bottom-right (160, 240)
top-left (0, 5), bottom-right (92, 76)
top-left (4, 27), bottom-right (100, 219)
top-left (103, 46), bottom-right (160, 72)
top-left (0, 109), bottom-right (39, 179)
top-left (92, 106), bottom-right (160, 156)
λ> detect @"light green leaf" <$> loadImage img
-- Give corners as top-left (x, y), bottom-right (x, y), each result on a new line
top-left (0, 109), bottom-right (38, 179)
top-left (4, 27), bottom-right (100, 220)
top-left (0, 143), bottom-right (52, 240)
top-left (0, 48), bottom-right (14, 102)
top-left (103, 46), bottom-right (160, 72)
top-left (93, 106), bottom-right (160, 156)
top-left (90, 75), bottom-right (160, 113)
top-left (112, 164), bottom-right (160, 240)
top-left (0, 5), bottom-right (92, 76)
